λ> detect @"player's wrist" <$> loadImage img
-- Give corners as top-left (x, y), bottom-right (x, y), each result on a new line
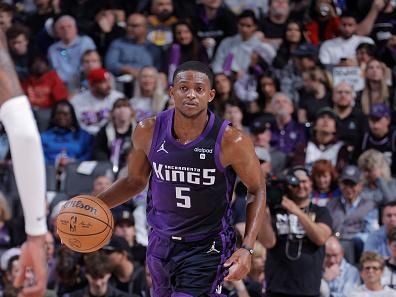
top-left (241, 244), bottom-right (254, 256)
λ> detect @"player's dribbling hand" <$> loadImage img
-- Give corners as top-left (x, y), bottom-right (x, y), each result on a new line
top-left (14, 235), bottom-right (48, 297)
top-left (223, 248), bottom-right (251, 281)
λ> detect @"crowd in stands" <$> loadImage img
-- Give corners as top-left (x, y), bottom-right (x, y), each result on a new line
top-left (0, 0), bottom-right (395, 296)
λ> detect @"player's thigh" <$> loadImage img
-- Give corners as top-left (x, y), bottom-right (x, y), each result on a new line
top-left (173, 237), bottom-right (229, 296)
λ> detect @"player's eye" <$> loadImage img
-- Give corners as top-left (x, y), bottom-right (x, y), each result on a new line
top-left (180, 86), bottom-right (188, 92)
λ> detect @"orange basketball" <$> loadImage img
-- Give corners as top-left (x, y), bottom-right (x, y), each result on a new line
top-left (56, 195), bottom-right (114, 253)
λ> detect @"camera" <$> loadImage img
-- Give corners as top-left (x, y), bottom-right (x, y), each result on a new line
top-left (266, 173), bottom-right (300, 209)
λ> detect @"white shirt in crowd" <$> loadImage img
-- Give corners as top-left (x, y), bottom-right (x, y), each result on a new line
top-left (349, 285), bottom-right (396, 297)
top-left (319, 35), bottom-right (374, 65)
top-left (71, 89), bottom-right (124, 135)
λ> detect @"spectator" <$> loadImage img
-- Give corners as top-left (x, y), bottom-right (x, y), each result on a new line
top-left (255, 72), bottom-right (280, 115)
top-left (212, 9), bottom-right (275, 75)
top-left (25, 0), bottom-right (61, 38)
top-left (265, 166), bottom-right (332, 297)
top-left (48, 15), bottom-right (96, 92)
top-left (274, 43), bottom-right (318, 104)
top-left (332, 82), bottom-right (367, 157)
top-left (311, 159), bottom-right (341, 207)
top-left (356, 0), bottom-right (396, 49)
top-left (22, 55), bottom-right (68, 109)
top-left (250, 116), bottom-right (287, 176)
top-left (322, 236), bottom-right (360, 297)
top-left (40, 100), bottom-right (93, 166)
top-left (358, 58), bottom-right (393, 115)
top-left (0, 124), bottom-right (9, 161)
top-left (191, 0), bottom-right (237, 60)
top-left (93, 98), bottom-right (136, 175)
top-left (291, 107), bottom-right (349, 171)
top-left (365, 201), bottom-right (396, 258)
top-left (164, 20), bottom-right (209, 85)
top-left (272, 20), bottom-right (307, 69)
top-left (319, 12), bottom-right (374, 66)
top-left (71, 67), bottom-right (124, 135)
top-left (79, 49), bottom-right (116, 92)
top-left (349, 252), bottom-right (396, 297)
top-left (356, 43), bottom-right (377, 72)
top-left (105, 13), bottom-right (162, 77)
top-left (130, 66), bottom-right (168, 122)
top-left (67, 251), bottom-right (130, 297)
top-left (146, 0), bottom-right (178, 48)
top-left (223, 101), bottom-right (246, 132)
top-left (88, 5), bottom-right (125, 58)
top-left (233, 44), bottom-right (274, 119)
top-left (113, 210), bottom-right (146, 266)
top-left (305, 0), bottom-right (340, 46)
top-left (91, 175), bottom-right (113, 197)
top-left (358, 149), bottom-right (396, 206)
top-left (54, 246), bottom-right (86, 296)
top-left (210, 73), bottom-right (238, 117)
top-left (0, 193), bottom-right (15, 254)
top-left (297, 67), bottom-right (333, 124)
top-left (244, 241), bottom-right (266, 297)
top-left (327, 165), bottom-right (379, 261)
top-left (102, 235), bottom-right (145, 296)
top-left (0, 3), bottom-right (13, 32)
top-left (361, 103), bottom-right (396, 175)
top-left (259, 0), bottom-right (290, 49)
top-left (6, 24), bottom-right (34, 80)
top-left (269, 92), bottom-right (307, 155)
top-left (382, 228), bottom-right (396, 289)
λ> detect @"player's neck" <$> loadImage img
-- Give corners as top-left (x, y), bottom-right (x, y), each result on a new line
top-left (173, 111), bottom-right (209, 145)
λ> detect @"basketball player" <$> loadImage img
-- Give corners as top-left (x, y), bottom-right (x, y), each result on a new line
top-left (0, 31), bottom-right (47, 296)
top-left (98, 61), bottom-right (267, 296)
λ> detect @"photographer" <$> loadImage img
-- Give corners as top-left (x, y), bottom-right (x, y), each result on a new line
top-left (264, 166), bottom-right (332, 297)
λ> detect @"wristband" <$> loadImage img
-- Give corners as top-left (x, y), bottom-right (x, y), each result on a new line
top-left (241, 245), bottom-right (254, 255)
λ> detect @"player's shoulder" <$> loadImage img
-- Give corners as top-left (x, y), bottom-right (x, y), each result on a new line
top-left (221, 125), bottom-right (253, 156)
top-left (133, 116), bottom-right (157, 152)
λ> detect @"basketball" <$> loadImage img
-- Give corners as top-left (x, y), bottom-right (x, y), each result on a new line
top-left (56, 195), bottom-right (114, 253)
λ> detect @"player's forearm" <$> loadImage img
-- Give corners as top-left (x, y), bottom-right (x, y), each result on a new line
top-left (243, 188), bottom-right (266, 247)
top-left (257, 210), bottom-right (276, 248)
top-left (0, 32), bottom-right (24, 102)
top-left (97, 176), bottom-right (147, 209)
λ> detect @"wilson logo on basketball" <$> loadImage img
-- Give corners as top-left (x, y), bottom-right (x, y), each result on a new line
top-left (63, 200), bottom-right (98, 215)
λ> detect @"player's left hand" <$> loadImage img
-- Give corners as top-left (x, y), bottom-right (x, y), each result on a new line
top-left (14, 234), bottom-right (48, 297)
top-left (223, 248), bottom-right (251, 281)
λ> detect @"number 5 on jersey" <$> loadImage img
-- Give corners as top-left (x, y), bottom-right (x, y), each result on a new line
top-left (176, 187), bottom-right (191, 208)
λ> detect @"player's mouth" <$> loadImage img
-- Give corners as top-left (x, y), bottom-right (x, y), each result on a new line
top-left (183, 101), bottom-right (198, 107)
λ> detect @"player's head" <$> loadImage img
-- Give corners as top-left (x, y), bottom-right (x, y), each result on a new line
top-left (170, 61), bottom-right (215, 118)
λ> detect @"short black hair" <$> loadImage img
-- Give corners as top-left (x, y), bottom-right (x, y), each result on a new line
top-left (237, 9), bottom-right (258, 25)
top-left (172, 61), bottom-right (214, 88)
top-left (340, 11), bottom-right (357, 22)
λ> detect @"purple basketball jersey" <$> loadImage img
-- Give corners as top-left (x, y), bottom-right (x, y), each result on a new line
top-left (147, 109), bottom-right (236, 240)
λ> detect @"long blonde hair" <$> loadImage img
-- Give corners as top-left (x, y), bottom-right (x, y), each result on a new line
top-left (358, 149), bottom-right (391, 181)
top-left (132, 66), bottom-right (168, 113)
top-left (361, 59), bottom-right (390, 115)
top-left (0, 192), bottom-right (11, 222)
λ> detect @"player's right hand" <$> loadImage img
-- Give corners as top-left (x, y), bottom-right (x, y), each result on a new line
top-left (223, 248), bottom-right (251, 281)
top-left (14, 235), bottom-right (48, 297)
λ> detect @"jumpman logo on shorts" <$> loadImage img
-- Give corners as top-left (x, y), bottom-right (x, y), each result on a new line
top-left (206, 241), bottom-right (220, 254)
top-left (157, 140), bottom-right (169, 154)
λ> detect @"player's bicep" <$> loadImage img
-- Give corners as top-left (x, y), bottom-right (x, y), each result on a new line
top-left (127, 119), bottom-right (154, 184)
top-left (222, 129), bottom-right (263, 193)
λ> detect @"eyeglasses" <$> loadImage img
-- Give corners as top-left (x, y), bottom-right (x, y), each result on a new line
top-left (363, 266), bottom-right (381, 271)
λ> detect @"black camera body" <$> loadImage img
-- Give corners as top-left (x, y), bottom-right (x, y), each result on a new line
top-left (266, 173), bottom-right (300, 209)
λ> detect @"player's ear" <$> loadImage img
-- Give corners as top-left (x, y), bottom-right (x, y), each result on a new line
top-left (208, 88), bottom-right (215, 103)
top-left (169, 85), bottom-right (175, 99)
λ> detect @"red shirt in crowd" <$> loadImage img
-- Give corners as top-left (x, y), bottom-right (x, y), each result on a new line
top-left (22, 70), bottom-right (68, 108)
top-left (305, 17), bottom-right (341, 46)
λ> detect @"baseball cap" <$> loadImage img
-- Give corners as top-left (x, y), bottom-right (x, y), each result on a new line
top-left (102, 235), bottom-right (129, 253)
top-left (250, 116), bottom-right (272, 135)
top-left (315, 107), bottom-right (338, 121)
top-left (292, 43), bottom-right (318, 58)
top-left (87, 68), bottom-right (110, 84)
top-left (340, 165), bottom-right (361, 184)
top-left (369, 103), bottom-right (391, 119)
top-left (254, 146), bottom-right (271, 163)
top-left (0, 248), bottom-right (21, 271)
top-left (115, 210), bottom-right (135, 226)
